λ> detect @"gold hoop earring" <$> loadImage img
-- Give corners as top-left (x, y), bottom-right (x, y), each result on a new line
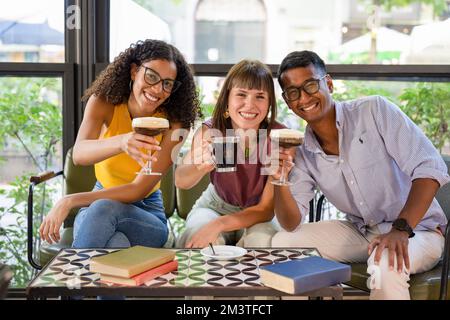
top-left (223, 109), bottom-right (230, 119)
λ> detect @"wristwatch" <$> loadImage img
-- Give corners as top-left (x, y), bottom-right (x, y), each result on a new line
top-left (392, 218), bottom-right (415, 238)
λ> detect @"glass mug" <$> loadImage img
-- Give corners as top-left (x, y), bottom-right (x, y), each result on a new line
top-left (211, 136), bottom-right (240, 173)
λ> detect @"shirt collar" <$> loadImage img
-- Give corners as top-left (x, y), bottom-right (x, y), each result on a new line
top-left (303, 126), bottom-right (322, 154)
top-left (303, 101), bottom-right (342, 154)
top-left (334, 100), bottom-right (344, 129)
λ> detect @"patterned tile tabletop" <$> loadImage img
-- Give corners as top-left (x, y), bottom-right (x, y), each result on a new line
top-left (28, 248), bottom-right (320, 290)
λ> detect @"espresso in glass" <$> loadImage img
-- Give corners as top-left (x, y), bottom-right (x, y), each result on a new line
top-left (131, 117), bottom-right (169, 175)
top-left (212, 136), bottom-right (240, 173)
top-left (270, 129), bottom-right (304, 186)
top-left (271, 129), bottom-right (304, 148)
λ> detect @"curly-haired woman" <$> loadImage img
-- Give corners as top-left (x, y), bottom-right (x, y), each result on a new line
top-left (39, 39), bottom-right (201, 250)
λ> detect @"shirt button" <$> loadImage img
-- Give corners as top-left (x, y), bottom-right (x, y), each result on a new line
top-left (359, 202), bottom-right (364, 206)
top-left (340, 159), bottom-right (344, 164)
top-left (350, 180), bottom-right (354, 185)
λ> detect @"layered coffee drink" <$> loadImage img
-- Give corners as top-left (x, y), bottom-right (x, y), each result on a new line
top-left (132, 117), bottom-right (170, 136)
top-left (270, 129), bottom-right (303, 186)
top-left (131, 117), bottom-right (169, 175)
top-left (270, 129), bottom-right (304, 148)
top-left (212, 136), bottom-right (240, 173)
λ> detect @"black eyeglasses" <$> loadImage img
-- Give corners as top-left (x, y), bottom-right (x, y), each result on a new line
top-left (141, 66), bottom-right (181, 93)
top-left (282, 75), bottom-right (327, 102)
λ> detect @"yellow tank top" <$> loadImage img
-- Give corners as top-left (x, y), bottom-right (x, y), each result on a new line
top-left (94, 103), bottom-right (165, 195)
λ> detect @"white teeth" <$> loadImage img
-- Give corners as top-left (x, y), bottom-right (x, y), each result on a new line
top-left (302, 103), bottom-right (318, 112)
top-left (144, 92), bottom-right (158, 102)
top-left (239, 112), bottom-right (257, 119)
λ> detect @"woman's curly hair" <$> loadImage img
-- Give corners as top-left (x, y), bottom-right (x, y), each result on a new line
top-left (83, 39), bottom-right (201, 128)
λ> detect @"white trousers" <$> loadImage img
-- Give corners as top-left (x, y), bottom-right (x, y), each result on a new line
top-left (271, 220), bottom-right (444, 300)
top-left (176, 184), bottom-right (279, 248)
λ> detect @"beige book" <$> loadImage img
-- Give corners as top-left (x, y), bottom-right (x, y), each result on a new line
top-left (89, 246), bottom-right (175, 278)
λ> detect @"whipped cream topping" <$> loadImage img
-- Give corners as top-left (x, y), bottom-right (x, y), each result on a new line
top-left (270, 129), bottom-right (303, 140)
top-left (131, 117), bottom-right (169, 129)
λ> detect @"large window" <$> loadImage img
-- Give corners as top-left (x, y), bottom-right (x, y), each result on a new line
top-left (0, 0), bottom-right (78, 288)
top-left (0, 77), bottom-right (63, 287)
top-left (0, 0), bottom-right (65, 63)
top-left (111, 0), bottom-right (450, 65)
top-left (194, 0), bottom-right (266, 63)
top-left (111, 0), bottom-right (450, 159)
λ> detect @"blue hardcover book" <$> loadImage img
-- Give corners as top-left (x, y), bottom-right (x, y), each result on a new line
top-left (259, 256), bottom-right (351, 294)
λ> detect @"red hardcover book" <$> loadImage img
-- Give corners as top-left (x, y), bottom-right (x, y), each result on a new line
top-left (100, 260), bottom-right (178, 286)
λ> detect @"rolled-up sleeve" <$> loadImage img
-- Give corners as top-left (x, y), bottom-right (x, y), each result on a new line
top-left (372, 95), bottom-right (450, 187)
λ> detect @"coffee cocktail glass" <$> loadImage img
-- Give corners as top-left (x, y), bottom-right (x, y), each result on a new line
top-left (270, 129), bottom-right (304, 186)
top-left (131, 117), bottom-right (169, 175)
top-left (211, 136), bottom-right (240, 173)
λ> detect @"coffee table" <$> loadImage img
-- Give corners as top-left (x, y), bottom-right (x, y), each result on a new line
top-left (26, 247), bottom-right (343, 300)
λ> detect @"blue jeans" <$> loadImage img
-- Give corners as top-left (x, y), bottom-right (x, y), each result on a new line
top-left (72, 182), bottom-right (168, 249)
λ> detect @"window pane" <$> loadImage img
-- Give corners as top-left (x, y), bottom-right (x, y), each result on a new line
top-left (0, 0), bottom-right (65, 62)
top-left (0, 77), bottom-right (63, 287)
top-left (111, 0), bottom-right (450, 65)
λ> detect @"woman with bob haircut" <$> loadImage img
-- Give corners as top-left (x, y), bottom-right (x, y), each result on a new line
top-left (176, 59), bottom-right (285, 249)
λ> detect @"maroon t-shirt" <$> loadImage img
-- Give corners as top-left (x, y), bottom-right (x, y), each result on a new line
top-left (203, 119), bottom-right (286, 208)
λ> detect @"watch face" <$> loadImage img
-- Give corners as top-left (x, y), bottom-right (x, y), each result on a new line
top-left (393, 219), bottom-right (414, 237)
top-left (395, 219), bottom-right (407, 229)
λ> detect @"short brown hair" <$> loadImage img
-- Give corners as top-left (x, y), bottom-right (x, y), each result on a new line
top-left (212, 60), bottom-right (277, 134)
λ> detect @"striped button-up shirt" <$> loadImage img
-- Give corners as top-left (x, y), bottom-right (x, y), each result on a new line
top-left (289, 95), bottom-right (449, 234)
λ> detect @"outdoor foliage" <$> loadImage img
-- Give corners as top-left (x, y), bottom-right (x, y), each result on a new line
top-left (0, 78), bottom-right (62, 287)
top-left (371, 0), bottom-right (447, 14)
top-left (398, 83), bottom-right (450, 153)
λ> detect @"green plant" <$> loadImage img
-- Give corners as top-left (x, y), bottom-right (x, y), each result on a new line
top-left (168, 213), bottom-right (186, 239)
top-left (0, 78), bottom-right (62, 287)
top-left (333, 80), bottom-right (395, 102)
top-left (399, 83), bottom-right (450, 153)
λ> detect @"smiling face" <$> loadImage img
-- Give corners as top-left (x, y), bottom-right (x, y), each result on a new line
top-left (280, 64), bottom-right (334, 124)
top-left (228, 87), bottom-right (270, 131)
top-left (129, 59), bottom-right (177, 117)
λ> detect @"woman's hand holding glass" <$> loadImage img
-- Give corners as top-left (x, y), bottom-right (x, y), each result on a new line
top-left (120, 132), bottom-right (162, 168)
top-left (190, 139), bottom-right (216, 173)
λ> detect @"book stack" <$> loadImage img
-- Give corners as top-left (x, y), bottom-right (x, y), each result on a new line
top-left (259, 256), bottom-right (351, 295)
top-left (89, 246), bottom-right (178, 286)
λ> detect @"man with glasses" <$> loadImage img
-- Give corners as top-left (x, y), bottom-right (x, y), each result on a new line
top-left (271, 50), bottom-right (449, 300)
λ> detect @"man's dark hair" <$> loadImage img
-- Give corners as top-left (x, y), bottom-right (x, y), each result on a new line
top-left (277, 50), bottom-right (327, 88)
